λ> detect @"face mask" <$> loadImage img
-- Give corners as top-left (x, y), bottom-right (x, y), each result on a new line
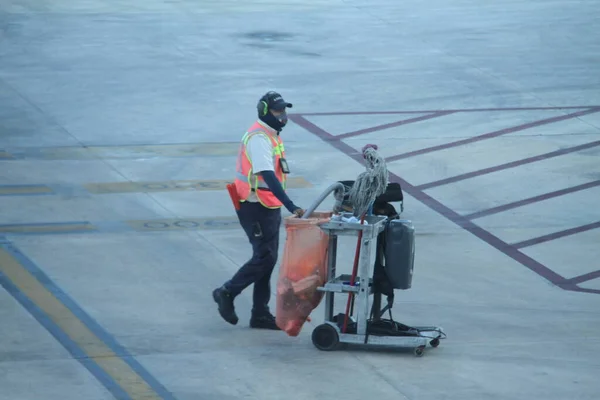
top-left (277, 111), bottom-right (288, 126)
top-left (259, 110), bottom-right (288, 132)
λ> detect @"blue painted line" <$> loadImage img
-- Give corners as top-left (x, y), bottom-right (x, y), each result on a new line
top-left (0, 257), bottom-right (132, 400)
top-left (0, 242), bottom-right (178, 400)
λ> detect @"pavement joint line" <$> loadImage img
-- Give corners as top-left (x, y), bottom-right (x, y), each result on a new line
top-left (0, 217), bottom-right (243, 235)
top-left (83, 176), bottom-right (312, 194)
top-left (0, 213), bottom-right (346, 235)
top-left (0, 177), bottom-right (312, 196)
top-left (0, 142), bottom-right (243, 161)
top-left (0, 241), bottom-right (177, 400)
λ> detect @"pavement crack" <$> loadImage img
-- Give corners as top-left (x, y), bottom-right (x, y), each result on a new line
top-left (353, 353), bottom-right (414, 400)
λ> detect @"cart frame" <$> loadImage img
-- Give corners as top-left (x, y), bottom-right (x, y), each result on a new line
top-left (311, 212), bottom-right (446, 357)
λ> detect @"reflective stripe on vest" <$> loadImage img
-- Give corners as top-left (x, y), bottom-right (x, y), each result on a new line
top-left (233, 123), bottom-right (287, 209)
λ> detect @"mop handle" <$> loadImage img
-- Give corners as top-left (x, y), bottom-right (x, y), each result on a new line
top-left (341, 212), bottom-right (366, 334)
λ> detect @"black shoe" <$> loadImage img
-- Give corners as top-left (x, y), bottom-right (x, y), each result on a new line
top-left (213, 287), bottom-right (238, 325)
top-left (249, 312), bottom-right (281, 330)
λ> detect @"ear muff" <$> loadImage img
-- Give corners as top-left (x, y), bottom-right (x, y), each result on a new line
top-left (257, 100), bottom-right (269, 117)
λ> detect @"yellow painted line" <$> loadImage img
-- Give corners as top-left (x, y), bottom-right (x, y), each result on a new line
top-left (0, 185), bottom-right (53, 196)
top-left (36, 143), bottom-right (240, 160)
top-left (0, 248), bottom-right (163, 399)
top-left (85, 176), bottom-right (312, 194)
top-left (127, 217), bottom-right (240, 232)
top-left (0, 223), bottom-right (96, 234)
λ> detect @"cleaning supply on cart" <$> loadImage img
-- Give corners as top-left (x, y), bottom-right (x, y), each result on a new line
top-left (347, 145), bottom-right (389, 218)
top-left (330, 214), bottom-right (369, 224)
top-left (275, 212), bottom-right (332, 336)
top-left (342, 145), bottom-right (389, 333)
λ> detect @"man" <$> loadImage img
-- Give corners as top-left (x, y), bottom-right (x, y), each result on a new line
top-left (213, 91), bottom-right (305, 330)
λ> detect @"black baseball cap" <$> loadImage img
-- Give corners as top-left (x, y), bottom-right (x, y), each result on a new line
top-left (263, 91), bottom-right (293, 111)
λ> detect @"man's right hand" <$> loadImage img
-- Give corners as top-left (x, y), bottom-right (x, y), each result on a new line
top-left (292, 208), bottom-right (305, 218)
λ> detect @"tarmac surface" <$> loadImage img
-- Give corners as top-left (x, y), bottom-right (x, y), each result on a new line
top-left (1, 1), bottom-right (600, 399)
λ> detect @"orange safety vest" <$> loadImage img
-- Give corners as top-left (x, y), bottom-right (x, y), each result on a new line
top-left (233, 121), bottom-right (287, 209)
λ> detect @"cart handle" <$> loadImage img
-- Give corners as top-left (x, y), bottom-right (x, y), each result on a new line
top-left (301, 182), bottom-right (346, 219)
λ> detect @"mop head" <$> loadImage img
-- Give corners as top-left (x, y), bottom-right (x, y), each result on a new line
top-left (347, 144), bottom-right (389, 217)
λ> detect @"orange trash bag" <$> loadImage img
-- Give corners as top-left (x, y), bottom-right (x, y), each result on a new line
top-left (276, 211), bottom-right (332, 336)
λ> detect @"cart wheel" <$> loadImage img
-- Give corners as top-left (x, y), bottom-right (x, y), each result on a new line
top-left (414, 346), bottom-right (425, 357)
top-left (312, 324), bottom-right (340, 351)
top-left (430, 338), bottom-right (440, 348)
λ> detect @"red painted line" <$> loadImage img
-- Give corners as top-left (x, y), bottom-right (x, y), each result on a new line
top-left (384, 108), bottom-right (600, 163)
top-left (290, 114), bottom-right (569, 287)
top-left (568, 287), bottom-right (600, 295)
top-left (417, 140), bottom-right (600, 190)
top-left (464, 179), bottom-right (600, 220)
top-left (296, 106), bottom-right (600, 117)
top-left (335, 111), bottom-right (455, 139)
top-left (562, 270), bottom-right (600, 285)
top-left (289, 115), bottom-right (365, 161)
top-left (512, 221), bottom-right (600, 249)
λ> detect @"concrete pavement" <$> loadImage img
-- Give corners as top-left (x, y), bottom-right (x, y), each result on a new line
top-left (1, 1), bottom-right (599, 399)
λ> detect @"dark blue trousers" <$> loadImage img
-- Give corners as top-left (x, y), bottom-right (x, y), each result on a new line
top-left (224, 200), bottom-right (282, 315)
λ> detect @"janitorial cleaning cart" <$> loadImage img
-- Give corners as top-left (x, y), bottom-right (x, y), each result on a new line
top-left (274, 144), bottom-right (446, 357)
top-left (312, 209), bottom-right (445, 356)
